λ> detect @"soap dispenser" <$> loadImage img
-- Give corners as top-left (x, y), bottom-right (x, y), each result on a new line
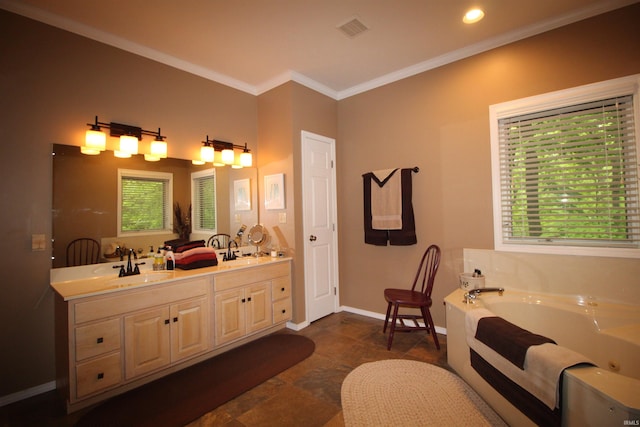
top-left (154, 248), bottom-right (164, 271)
top-left (165, 246), bottom-right (175, 271)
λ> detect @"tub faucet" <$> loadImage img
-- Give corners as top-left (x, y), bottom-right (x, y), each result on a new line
top-left (464, 287), bottom-right (504, 303)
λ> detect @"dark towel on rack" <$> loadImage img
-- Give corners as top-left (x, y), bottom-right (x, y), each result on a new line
top-left (363, 168), bottom-right (417, 246)
top-left (475, 316), bottom-right (556, 369)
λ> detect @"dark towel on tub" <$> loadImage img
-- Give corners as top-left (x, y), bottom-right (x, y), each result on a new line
top-left (475, 316), bottom-right (556, 369)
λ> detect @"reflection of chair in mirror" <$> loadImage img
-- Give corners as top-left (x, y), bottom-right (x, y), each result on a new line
top-left (66, 238), bottom-right (101, 267)
top-left (207, 234), bottom-right (231, 249)
top-left (382, 244), bottom-right (441, 350)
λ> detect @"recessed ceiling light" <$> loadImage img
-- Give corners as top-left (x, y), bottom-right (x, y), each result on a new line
top-left (463, 8), bottom-right (485, 24)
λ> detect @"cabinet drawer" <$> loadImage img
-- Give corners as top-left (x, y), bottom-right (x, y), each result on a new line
top-left (75, 318), bottom-right (121, 361)
top-left (215, 262), bottom-right (290, 292)
top-left (76, 352), bottom-right (122, 398)
top-left (75, 278), bottom-right (209, 324)
top-left (271, 276), bottom-right (291, 301)
top-left (273, 299), bottom-right (292, 324)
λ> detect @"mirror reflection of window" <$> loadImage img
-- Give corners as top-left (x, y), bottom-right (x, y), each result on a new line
top-left (192, 169), bottom-right (217, 233)
top-left (118, 169), bottom-right (173, 235)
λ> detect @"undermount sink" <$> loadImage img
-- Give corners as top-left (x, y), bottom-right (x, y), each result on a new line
top-left (104, 271), bottom-right (174, 288)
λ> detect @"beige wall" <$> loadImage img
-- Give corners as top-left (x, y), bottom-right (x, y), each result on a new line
top-left (257, 82), bottom-right (337, 323)
top-left (337, 4), bottom-right (640, 328)
top-left (1, 3), bottom-right (639, 400)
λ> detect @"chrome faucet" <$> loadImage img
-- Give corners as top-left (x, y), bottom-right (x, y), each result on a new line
top-left (225, 240), bottom-right (239, 261)
top-left (463, 287), bottom-right (504, 303)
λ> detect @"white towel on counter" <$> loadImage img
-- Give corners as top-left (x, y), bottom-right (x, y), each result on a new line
top-left (371, 168), bottom-right (402, 230)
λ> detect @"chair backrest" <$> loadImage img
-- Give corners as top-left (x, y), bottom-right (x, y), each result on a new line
top-left (207, 233), bottom-right (231, 249)
top-left (410, 244), bottom-right (441, 297)
top-left (66, 238), bottom-right (101, 267)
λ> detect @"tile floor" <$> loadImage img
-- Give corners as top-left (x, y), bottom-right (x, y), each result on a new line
top-left (0, 312), bottom-right (447, 427)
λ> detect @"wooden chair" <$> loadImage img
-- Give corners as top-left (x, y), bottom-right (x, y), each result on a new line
top-left (66, 238), bottom-right (101, 267)
top-left (207, 233), bottom-right (231, 249)
top-left (383, 244), bottom-right (441, 350)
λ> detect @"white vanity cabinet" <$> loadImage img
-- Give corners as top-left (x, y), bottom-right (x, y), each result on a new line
top-left (52, 258), bottom-right (292, 413)
top-left (214, 262), bottom-right (291, 346)
top-left (55, 276), bottom-right (210, 409)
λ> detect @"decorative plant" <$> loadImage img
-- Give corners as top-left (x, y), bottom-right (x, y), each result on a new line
top-left (173, 203), bottom-right (192, 240)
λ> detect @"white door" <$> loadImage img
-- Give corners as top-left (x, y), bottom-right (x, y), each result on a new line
top-left (301, 131), bottom-right (338, 323)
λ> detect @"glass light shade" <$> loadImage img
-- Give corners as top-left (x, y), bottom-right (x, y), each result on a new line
top-left (150, 140), bottom-right (167, 158)
top-left (144, 154), bottom-right (160, 162)
top-left (114, 150), bottom-right (131, 158)
top-left (212, 151), bottom-right (225, 167)
top-left (80, 146), bottom-right (101, 155)
top-left (85, 129), bottom-right (106, 151)
top-left (192, 159), bottom-right (206, 165)
top-left (221, 148), bottom-right (235, 165)
top-left (119, 135), bottom-right (138, 155)
top-left (201, 145), bottom-right (214, 163)
top-left (240, 151), bottom-right (252, 167)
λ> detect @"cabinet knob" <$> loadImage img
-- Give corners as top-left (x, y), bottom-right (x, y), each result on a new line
top-left (164, 319), bottom-right (170, 325)
top-left (97, 372), bottom-right (104, 380)
top-left (282, 309), bottom-right (286, 314)
top-left (241, 298), bottom-right (246, 303)
top-left (281, 287), bottom-right (285, 292)
top-left (247, 297), bottom-right (252, 302)
top-left (173, 317), bottom-right (178, 323)
top-left (96, 337), bottom-right (104, 344)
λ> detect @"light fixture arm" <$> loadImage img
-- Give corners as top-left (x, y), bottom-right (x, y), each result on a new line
top-left (202, 136), bottom-right (249, 153)
top-left (86, 116), bottom-right (165, 141)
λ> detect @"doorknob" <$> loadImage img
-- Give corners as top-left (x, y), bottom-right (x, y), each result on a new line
top-left (309, 235), bottom-right (317, 242)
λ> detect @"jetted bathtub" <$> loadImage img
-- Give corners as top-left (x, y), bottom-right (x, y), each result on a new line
top-left (445, 287), bottom-right (640, 426)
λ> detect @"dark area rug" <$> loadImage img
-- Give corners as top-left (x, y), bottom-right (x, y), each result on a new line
top-left (76, 333), bottom-right (315, 427)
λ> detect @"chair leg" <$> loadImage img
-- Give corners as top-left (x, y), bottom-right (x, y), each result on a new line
top-left (387, 303), bottom-right (400, 350)
top-left (383, 302), bottom-right (392, 333)
top-left (422, 306), bottom-right (440, 350)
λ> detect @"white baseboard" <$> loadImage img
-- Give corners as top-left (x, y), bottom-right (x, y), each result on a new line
top-left (340, 305), bottom-right (447, 336)
top-left (0, 380), bottom-right (56, 408)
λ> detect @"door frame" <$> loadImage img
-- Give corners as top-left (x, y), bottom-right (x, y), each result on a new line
top-left (301, 130), bottom-right (339, 324)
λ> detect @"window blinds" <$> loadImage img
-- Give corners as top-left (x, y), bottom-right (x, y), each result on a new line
top-left (194, 173), bottom-right (216, 231)
top-left (121, 177), bottom-right (169, 232)
top-left (497, 95), bottom-right (640, 248)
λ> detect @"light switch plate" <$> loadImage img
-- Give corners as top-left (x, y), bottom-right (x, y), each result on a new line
top-left (279, 213), bottom-right (287, 223)
top-left (32, 234), bottom-right (46, 251)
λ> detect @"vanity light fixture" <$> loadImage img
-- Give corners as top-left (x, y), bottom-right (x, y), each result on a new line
top-left (195, 136), bottom-right (252, 168)
top-left (463, 8), bottom-right (485, 24)
top-left (83, 116), bottom-right (167, 161)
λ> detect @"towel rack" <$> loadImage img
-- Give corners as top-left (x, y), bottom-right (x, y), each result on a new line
top-left (411, 167), bottom-right (419, 173)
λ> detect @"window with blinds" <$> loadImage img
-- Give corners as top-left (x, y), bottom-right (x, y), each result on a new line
top-left (118, 169), bottom-right (173, 235)
top-left (490, 76), bottom-right (640, 257)
top-left (192, 169), bottom-right (217, 232)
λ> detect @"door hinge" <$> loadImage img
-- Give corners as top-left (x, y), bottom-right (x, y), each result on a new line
top-left (331, 160), bottom-right (334, 168)
top-left (334, 287), bottom-right (337, 295)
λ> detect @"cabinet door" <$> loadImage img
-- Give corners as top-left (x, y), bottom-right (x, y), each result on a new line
top-left (215, 289), bottom-right (245, 346)
top-left (171, 297), bottom-right (208, 362)
top-left (124, 306), bottom-right (171, 379)
top-left (246, 282), bottom-right (272, 334)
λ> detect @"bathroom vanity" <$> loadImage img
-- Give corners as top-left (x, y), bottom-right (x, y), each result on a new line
top-left (50, 257), bottom-right (292, 413)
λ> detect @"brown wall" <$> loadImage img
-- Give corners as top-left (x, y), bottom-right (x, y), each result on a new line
top-left (0, 10), bottom-right (256, 396)
top-left (337, 4), bottom-right (640, 328)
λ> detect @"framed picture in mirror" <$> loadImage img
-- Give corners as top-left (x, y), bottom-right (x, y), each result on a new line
top-left (234, 178), bottom-right (251, 211)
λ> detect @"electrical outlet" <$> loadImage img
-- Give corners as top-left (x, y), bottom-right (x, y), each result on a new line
top-left (32, 234), bottom-right (46, 251)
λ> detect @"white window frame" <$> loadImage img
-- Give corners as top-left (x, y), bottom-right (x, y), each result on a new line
top-left (489, 75), bottom-right (640, 258)
top-left (191, 168), bottom-right (217, 234)
top-left (117, 169), bottom-right (173, 237)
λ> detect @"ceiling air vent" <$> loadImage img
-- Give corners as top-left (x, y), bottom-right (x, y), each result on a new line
top-left (337, 17), bottom-right (369, 38)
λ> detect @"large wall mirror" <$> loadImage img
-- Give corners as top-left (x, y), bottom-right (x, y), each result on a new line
top-left (52, 144), bottom-right (257, 268)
